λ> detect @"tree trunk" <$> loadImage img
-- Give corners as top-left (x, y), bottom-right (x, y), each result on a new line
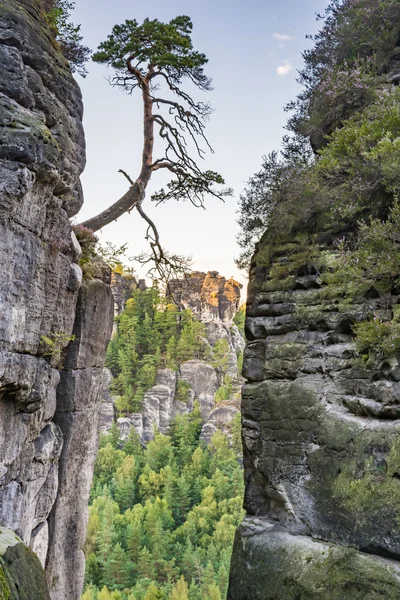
top-left (79, 81), bottom-right (154, 232)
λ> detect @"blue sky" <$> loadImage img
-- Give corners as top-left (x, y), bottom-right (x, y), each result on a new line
top-left (73, 0), bottom-right (330, 289)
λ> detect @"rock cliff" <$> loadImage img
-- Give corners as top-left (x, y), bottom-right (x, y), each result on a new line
top-left (168, 271), bottom-right (242, 323)
top-left (0, 2), bottom-right (114, 598)
top-left (103, 272), bottom-right (245, 445)
top-left (228, 236), bottom-right (400, 598)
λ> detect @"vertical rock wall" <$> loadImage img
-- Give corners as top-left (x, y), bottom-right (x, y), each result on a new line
top-left (228, 238), bottom-right (400, 599)
top-left (0, 1), bottom-right (114, 598)
top-left (168, 271), bottom-right (242, 322)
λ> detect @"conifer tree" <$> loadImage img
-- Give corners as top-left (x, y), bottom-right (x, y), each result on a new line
top-left (78, 16), bottom-right (231, 277)
top-left (169, 576), bottom-right (189, 600)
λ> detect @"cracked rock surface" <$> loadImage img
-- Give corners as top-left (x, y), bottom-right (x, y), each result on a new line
top-left (0, 2), bottom-right (114, 598)
top-left (228, 236), bottom-right (400, 599)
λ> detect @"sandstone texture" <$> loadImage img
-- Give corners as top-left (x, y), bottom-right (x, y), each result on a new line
top-left (168, 271), bottom-right (242, 322)
top-left (104, 272), bottom-right (244, 445)
top-left (0, 2), bottom-right (114, 598)
top-left (110, 271), bottom-right (137, 319)
top-left (228, 237), bottom-right (400, 598)
top-left (0, 526), bottom-right (50, 599)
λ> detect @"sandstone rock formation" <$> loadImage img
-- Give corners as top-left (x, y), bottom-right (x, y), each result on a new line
top-left (0, 2), bottom-right (114, 598)
top-left (228, 237), bottom-right (400, 598)
top-left (168, 271), bottom-right (242, 322)
top-left (106, 272), bottom-right (244, 445)
top-left (110, 272), bottom-right (137, 318)
top-left (0, 526), bottom-right (50, 599)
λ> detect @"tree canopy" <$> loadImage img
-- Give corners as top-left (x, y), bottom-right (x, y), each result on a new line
top-left (41, 0), bottom-right (91, 76)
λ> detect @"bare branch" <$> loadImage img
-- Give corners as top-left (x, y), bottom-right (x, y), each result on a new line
top-left (118, 168), bottom-right (134, 186)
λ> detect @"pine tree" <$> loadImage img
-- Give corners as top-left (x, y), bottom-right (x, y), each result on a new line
top-left (143, 583), bottom-right (163, 600)
top-left (165, 336), bottom-right (178, 370)
top-left (109, 421), bottom-right (120, 449)
top-left (169, 576), bottom-right (189, 600)
top-left (203, 584), bottom-right (221, 600)
top-left (98, 587), bottom-right (113, 600)
top-left (97, 497), bottom-right (117, 568)
top-left (126, 505), bottom-right (145, 564)
top-left (124, 427), bottom-right (142, 457)
top-left (217, 564), bottom-right (229, 599)
top-left (114, 455), bottom-right (137, 511)
top-left (138, 546), bottom-right (156, 580)
top-left (81, 584), bottom-right (97, 600)
top-left (104, 542), bottom-right (132, 590)
top-left (210, 339), bottom-right (230, 374)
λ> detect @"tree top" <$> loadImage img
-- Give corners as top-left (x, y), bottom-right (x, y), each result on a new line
top-left (93, 15), bottom-right (212, 91)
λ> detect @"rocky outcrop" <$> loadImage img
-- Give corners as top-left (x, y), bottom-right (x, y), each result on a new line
top-left (141, 368), bottom-right (178, 441)
top-left (0, 2), bottom-right (114, 599)
top-left (110, 272), bottom-right (137, 318)
top-left (229, 518), bottom-right (400, 599)
top-left (46, 278), bottom-right (113, 600)
top-left (98, 369), bottom-right (115, 434)
top-left (117, 362), bottom-right (223, 444)
top-left (200, 405), bottom-right (239, 444)
top-left (0, 526), bottom-right (50, 599)
top-left (168, 271), bottom-right (242, 322)
top-left (228, 238), bottom-right (400, 598)
top-left (106, 272), bottom-right (244, 446)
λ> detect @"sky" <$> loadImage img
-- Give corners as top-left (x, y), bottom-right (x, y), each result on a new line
top-left (72, 0), bottom-right (330, 291)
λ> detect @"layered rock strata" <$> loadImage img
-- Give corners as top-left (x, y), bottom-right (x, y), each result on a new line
top-left (0, 2), bottom-right (114, 598)
top-left (228, 238), bottom-right (400, 598)
top-left (168, 271), bottom-right (242, 322)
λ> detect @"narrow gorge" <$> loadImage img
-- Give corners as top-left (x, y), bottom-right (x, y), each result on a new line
top-left (3, 1), bottom-right (400, 599)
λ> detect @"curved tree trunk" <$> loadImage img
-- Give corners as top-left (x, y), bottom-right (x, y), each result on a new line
top-left (79, 79), bottom-right (154, 232)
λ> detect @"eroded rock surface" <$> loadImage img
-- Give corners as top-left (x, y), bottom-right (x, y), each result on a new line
top-left (104, 272), bottom-right (244, 445)
top-left (0, 2), bottom-right (114, 598)
top-left (168, 271), bottom-right (242, 322)
top-left (228, 238), bottom-right (400, 598)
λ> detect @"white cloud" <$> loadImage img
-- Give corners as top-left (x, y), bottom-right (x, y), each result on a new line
top-left (273, 33), bottom-right (294, 42)
top-left (276, 60), bottom-right (294, 76)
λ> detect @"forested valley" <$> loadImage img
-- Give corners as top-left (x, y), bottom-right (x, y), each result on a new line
top-left (81, 286), bottom-right (245, 600)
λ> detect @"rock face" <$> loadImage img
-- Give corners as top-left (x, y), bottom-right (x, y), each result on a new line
top-left (0, 2), bottom-right (114, 599)
top-left (105, 272), bottom-right (245, 445)
top-left (228, 238), bottom-right (400, 598)
top-left (168, 271), bottom-right (242, 322)
top-left (0, 526), bottom-right (50, 599)
top-left (110, 272), bottom-right (137, 319)
top-left (118, 362), bottom-right (225, 444)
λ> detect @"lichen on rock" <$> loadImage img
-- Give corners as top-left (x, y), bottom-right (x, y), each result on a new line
top-left (0, 526), bottom-right (50, 600)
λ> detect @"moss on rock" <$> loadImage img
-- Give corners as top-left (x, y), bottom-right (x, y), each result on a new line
top-left (228, 524), bottom-right (400, 600)
top-left (0, 528), bottom-right (50, 600)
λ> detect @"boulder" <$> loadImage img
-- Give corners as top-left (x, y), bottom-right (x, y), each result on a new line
top-left (0, 526), bottom-right (50, 599)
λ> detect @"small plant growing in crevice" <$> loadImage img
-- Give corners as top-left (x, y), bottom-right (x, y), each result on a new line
top-left (40, 331), bottom-right (75, 364)
top-left (42, 0), bottom-right (91, 76)
top-left (353, 314), bottom-right (400, 365)
top-left (215, 375), bottom-right (233, 403)
top-left (72, 225), bottom-right (98, 278)
top-left (96, 241), bottom-right (136, 276)
top-left (175, 380), bottom-right (191, 404)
